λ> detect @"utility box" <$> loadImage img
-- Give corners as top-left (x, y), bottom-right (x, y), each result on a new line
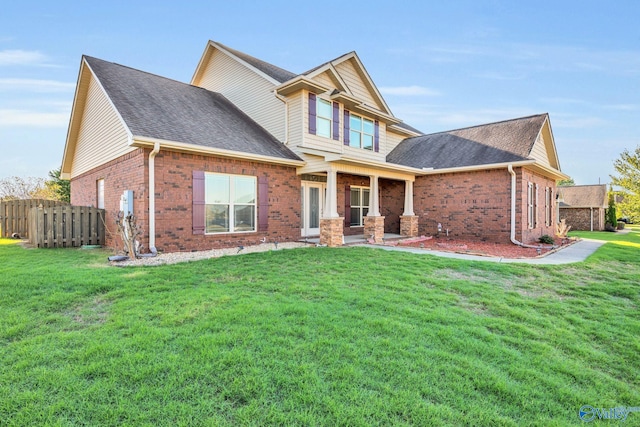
top-left (120, 190), bottom-right (134, 215)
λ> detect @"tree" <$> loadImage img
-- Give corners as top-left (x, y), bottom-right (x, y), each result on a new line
top-left (605, 186), bottom-right (617, 231)
top-left (610, 146), bottom-right (640, 222)
top-left (558, 178), bottom-right (575, 186)
top-left (0, 176), bottom-right (50, 200)
top-left (46, 168), bottom-right (71, 203)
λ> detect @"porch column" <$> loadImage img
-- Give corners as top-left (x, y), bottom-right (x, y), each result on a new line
top-left (400, 179), bottom-right (419, 237)
top-left (324, 167), bottom-right (339, 218)
top-left (320, 167), bottom-right (344, 247)
top-left (364, 175), bottom-right (385, 243)
top-left (367, 175), bottom-right (381, 217)
top-left (403, 180), bottom-right (414, 216)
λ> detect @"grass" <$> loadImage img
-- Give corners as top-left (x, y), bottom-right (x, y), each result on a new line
top-left (0, 230), bottom-right (639, 426)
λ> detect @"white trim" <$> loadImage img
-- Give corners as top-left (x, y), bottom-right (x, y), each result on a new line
top-left (132, 136), bottom-right (305, 167)
top-left (204, 172), bottom-right (257, 235)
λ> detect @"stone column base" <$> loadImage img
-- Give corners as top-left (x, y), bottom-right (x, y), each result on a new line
top-left (320, 217), bottom-right (344, 247)
top-left (400, 215), bottom-right (419, 237)
top-left (364, 216), bottom-right (385, 243)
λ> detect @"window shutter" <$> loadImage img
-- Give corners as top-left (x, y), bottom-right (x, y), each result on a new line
top-left (374, 120), bottom-right (380, 152)
top-left (258, 176), bottom-right (269, 231)
top-left (344, 185), bottom-right (351, 227)
top-left (308, 93), bottom-right (317, 135)
top-left (332, 102), bottom-right (340, 140)
top-left (343, 110), bottom-right (350, 146)
top-left (192, 171), bottom-right (205, 235)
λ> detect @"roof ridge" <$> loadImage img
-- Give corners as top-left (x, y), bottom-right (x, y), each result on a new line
top-left (300, 51), bottom-right (356, 76)
top-left (83, 55), bottom-right (202, 89)
top-left (420, 113), bottom-right (549, 137)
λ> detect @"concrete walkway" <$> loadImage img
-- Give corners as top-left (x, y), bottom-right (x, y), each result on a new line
top-left (356, 239), bottom-right (606, 265)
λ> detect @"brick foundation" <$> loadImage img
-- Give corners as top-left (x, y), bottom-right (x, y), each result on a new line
top-left (400, 215), bottom-right (419, 237)
top-left (320, 217), bottom-right (344, 247)
top-left (364, 216), bottom-right (385, 243)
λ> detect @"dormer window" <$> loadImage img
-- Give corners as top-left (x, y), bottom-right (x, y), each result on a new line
top-left (308, 93), bottom-right (339, 140)
top-left (349, 114), bottom-right (375, 151)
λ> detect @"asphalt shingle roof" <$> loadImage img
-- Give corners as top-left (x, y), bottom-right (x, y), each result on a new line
top-left (387, 114), bottom-right (548, 169)
top-left (84, 56), bottom-right (301, 161)
top-left (559, 185), bottom-right (607, 208)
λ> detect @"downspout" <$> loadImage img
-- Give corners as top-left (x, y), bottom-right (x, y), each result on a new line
top-left (148, 142), bottom-right (160, 255)
top-left (273, 91), bottom-right (289, 145)
top-left (508, 165), bottom-right (540, 248)
top-left (590, 207), bottom-right (594, 231)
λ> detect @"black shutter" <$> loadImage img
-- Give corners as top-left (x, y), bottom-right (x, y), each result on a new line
top-left (308, 93), bottom-right (316, 135)
top-left (344, 185), bottom-right (351, 227)
top-left (258, 176), bottom-right (268, 231)
top-left (343, 110), bottom-right (350, 146)
top-left (374, 120), bottom-right (380, 152)
top-left (192, 171), bottom-right (205, 235)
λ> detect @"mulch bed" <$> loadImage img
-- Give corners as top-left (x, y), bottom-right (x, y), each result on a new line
top-left (385, 235), bottom-right (576, 259)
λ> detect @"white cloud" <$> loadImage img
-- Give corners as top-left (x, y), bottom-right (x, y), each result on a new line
top-left (379, 85), bottom-right (440, 96)
top-left (0, 49), bottom-right (52, 66)
top-left (0, 78), bottom-right (75, 92)
top-left (0, 109), bottom-right (69, 127)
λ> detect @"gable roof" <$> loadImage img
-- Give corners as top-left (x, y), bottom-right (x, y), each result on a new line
top-left (559, 185), bottom-right (608, 208)
top-left (387, 114), bottom-right (551, 170)
top-left (81, 56), bottom-right (301, 161)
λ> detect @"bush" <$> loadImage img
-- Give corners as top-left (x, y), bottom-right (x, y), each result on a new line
top-left (617, 221), bottom-right (626, 230)
top-left (539, 235), bottom-right (555, 245)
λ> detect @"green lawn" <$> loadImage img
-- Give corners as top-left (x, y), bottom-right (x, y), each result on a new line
top-left (0, 230), bottom-right (639, 426)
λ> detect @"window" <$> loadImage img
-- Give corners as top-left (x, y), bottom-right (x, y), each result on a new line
top-left (316, 98), bottom-right (332, 138)
top-left (527, 182), bottom-right (536, 229)
top-left (349, 113), bottom-right (375, 150)
top-left (205, 173), bottom-right (256, 233)
top-left (97, 179), bottom-right (104, 209)
top-left (350, 187), bottom-right (369, 226)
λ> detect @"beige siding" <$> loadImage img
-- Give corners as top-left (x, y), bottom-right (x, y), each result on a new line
top-left (287, 91), bottom-right (304, 149)
top-left (312, 71), bottom-right (338, 91)
top-left (531, 133), bottom-right (551, 168)
top-left (335, 59), bottom-right (383, 110)
top-left (196, 49), bottom-right (285, 141)
top-left (297, 154), bottom-right (329, 174)
top-left (386, 129), bottom-right (407, 154)
top-left (70, 74), bottom-right (132, 178)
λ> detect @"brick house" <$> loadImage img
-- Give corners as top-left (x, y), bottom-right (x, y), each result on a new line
top-left (558, 185), bottom-right (608, 231)
top-left (61, 41), bottom-right (568, 252)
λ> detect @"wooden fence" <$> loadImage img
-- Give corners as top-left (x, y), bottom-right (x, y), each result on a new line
top-left (0, 199), bottom-right (69, 238)
top-left (28, 205), bottom-right (105, 248)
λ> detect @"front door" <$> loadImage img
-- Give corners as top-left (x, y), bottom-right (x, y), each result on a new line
top-left (301, 183), bottom-right (324, 237)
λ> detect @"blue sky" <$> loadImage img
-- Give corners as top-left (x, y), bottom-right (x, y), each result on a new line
top-left (1, 1), bottom-right (638, 185)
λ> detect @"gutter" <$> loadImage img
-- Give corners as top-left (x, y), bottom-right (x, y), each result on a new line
top-left (148, 142), bottom-right (160, 255)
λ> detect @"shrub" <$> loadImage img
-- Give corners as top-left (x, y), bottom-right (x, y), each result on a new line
top-left (539, 235), bottom-right (555, 245)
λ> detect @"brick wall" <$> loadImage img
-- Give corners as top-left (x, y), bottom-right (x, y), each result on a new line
top-left (380, 179), bottom-right (404, 234)
top-left (519, 168), bottom-right (557, 244)
top-left (70, 148), bottom-right (147, 250)
top-left (154, 151), bottom-right (301, 252)
top-left (560, 207), bottom-right (605, 231)
top-left (413, 167), bottom-right (557, 244)
top-left (72, 149), bottom-right (301, 253)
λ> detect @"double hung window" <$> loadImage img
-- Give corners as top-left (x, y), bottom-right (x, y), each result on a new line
top-left (350, 187), bottom-right (370, 226)
top-left (349, 114), bottom-right (375, 150)
top-left (205, 173), bottom-right (256, 233)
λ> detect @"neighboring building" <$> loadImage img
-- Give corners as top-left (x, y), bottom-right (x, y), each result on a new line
top-left (61, 40), bottom-right (569, 253)
top-left (558, 185), bottom-right (608, 231)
